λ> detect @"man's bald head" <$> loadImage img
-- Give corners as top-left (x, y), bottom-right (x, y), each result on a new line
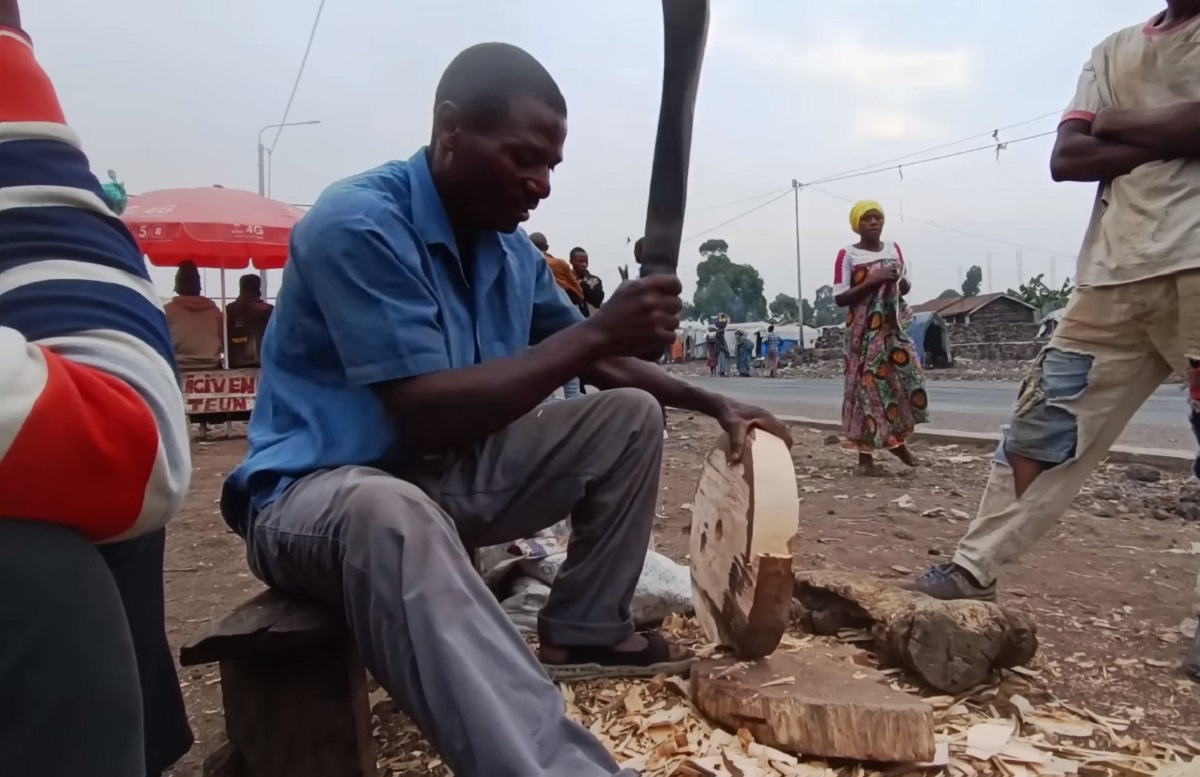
top-left (529, 232), bottom-right (549, 251)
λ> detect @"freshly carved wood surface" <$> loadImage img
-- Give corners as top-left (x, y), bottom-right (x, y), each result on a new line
top-left (691, 648), bottom-right (937, 762)
top-left (690, 430), bottom-right (798, 659)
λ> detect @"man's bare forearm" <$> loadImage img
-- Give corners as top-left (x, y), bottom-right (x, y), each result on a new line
top-left (1049, 120), bottom-right (1162, 182)
top-left (1093, 103), bottom-right (1200, 158)
top-left (582, 357), bottom-right (726, 416)
top-left (373, 322), bottom-right (608, 452)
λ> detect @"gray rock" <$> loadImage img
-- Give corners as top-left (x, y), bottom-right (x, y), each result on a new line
top-left (1124, 464), bottom-right (1162, 484)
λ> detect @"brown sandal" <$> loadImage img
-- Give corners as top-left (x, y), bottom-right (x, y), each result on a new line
top-left (541, 631), bottom-right (694, 681)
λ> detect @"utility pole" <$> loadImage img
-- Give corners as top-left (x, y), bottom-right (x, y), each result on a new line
top-left (256, 120), bottom-right (321, 287)
top-left (986, 252), bottom-right (994, 294)
top-left (1050, 256), bottom-right (1058, 287)
top-left (1016, 249), bottom-right (1024, 286)
top-left (792, 180), bottom-right (804, 333)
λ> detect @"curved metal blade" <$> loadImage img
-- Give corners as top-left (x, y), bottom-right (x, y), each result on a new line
top-left (640, 0), bottom-right (710, 279)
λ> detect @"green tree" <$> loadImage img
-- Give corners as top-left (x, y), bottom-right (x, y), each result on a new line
top-left (691, 239), bottom-right (767, 321)
top-left (810, 284), bottom-right (844, 327)
top-left (680, 301), bottom-right (699, 321)
top-left (1008, 273), bottom-right (1074, 313)
top-left (801, 299), bottom-right (815, 326)
top-left (693, 276), bottom-right (737, 322)
top-left (768, 293), bottom-right (799, 322)
top-left (937, 288), bottom-right (960, 299)
top-left (962, 265), bottom-right (983, 297)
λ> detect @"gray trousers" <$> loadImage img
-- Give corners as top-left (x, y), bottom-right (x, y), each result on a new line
top-left (0, 520), bottom-right (145, 777)
top-left (246, 388), bottom-right (664, 777)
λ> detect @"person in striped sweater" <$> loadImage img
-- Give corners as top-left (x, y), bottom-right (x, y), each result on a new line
top-left (0, 3), bottom-right (193, 775)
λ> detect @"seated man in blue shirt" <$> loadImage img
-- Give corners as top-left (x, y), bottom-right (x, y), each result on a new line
top-left (221, 41), bottom-right (792, 777)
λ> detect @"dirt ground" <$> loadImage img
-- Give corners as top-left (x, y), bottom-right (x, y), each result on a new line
top-left (666, 359), bottom-right (1035, 382)
top-left (163, 415), bottom-right (1200, 776)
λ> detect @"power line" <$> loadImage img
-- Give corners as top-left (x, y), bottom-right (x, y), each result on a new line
top-left (806, 185), bottom-right (1073, 258)
top-left (677, 118), bottom-right (1060, 245)
top-left (803, 130), bottom-right (1057, 187)
top-left (267, 0), bottom-right (327, 154)
top-left (682, 189), bottom-right (792, 242)
top-left (689, 187), bottom-right (792, 215)
top-left (806, 111), bottom-right (1060, 186)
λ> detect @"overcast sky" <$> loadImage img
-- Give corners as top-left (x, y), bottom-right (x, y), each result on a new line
top-left (24, 0), bottom-right (1164, 307)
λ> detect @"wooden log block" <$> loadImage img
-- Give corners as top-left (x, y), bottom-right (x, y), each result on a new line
top-left (793, 569), bottom-right (1038, 694)
top-left (219, 644), bottom-right (376, 777)
top-left (180, 589), bottom-right (343, 666)
top-left (689, 430), bottom-right (798, 659)
top-left (690, 648), bottom-right (936, 762)
top-left (180, 590), bottom-right (377, 777)
top-left (201, 739), bottom-right (241, 777)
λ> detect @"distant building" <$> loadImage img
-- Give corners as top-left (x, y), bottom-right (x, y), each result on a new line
top-left (910, 292), bottom-right (1037, 326)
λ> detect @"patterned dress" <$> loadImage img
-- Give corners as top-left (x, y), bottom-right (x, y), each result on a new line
top-left (832, 242), bottom-right (928, 451)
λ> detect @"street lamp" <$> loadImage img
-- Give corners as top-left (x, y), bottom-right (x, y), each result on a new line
top-left (256, 120), bottom-right (320, 288)
top-left (256, 120), bottom-right (321, 197)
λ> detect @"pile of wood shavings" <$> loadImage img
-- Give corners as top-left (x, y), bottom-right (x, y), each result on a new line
top-left (560, 672), bottom-right (1200, 777)
top-left (372, 616), bottom-right (1200, 776)
top-left (554, 617), bottom-right (1200, 777)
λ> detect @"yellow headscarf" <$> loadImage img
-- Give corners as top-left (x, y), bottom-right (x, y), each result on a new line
top-left (849, 200), bottom-right (885, 234)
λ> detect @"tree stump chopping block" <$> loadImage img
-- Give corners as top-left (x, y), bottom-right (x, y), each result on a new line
top-left (690, 648), bottom-right (936, 762)
top-left (179, 589), bottom-right (377, 777)
top-left (689, 430), bottom-right (799, 659)
top-left (793, 569), bottom-right (1038, 693)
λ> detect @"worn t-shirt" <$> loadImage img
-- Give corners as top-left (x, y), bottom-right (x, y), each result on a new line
top-left (1063, 13), bottom-right (1200, 287)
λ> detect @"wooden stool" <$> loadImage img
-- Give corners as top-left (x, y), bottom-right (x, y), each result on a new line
top-left (180, 590), bottom-right (377, 777)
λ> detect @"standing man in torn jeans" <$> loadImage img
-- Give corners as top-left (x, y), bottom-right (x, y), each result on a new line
top-left (221, 42), bottom-right (792, 777)
top-left (913, 1), bottom-right (1200, 677)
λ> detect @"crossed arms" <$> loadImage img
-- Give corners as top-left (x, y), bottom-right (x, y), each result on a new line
top-left (1050, 102), bottom-right (1200, 183)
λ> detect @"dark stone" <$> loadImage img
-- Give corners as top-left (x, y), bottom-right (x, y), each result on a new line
top-left (1124, 464), bottom-right (1162, 484)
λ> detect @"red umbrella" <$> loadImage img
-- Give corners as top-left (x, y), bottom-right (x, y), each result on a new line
top-left (122, 186), bottom-right (305, 270)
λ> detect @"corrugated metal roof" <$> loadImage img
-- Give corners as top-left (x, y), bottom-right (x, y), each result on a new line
top-left (910, 292), bottom-right (1035, 318)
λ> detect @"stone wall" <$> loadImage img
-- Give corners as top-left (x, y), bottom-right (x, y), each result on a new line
top-left (952, 341), bottom-right (1041, 362)
top-left (947, 321), bottom-right (1041, 345)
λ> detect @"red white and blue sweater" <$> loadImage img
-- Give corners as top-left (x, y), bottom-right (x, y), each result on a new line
top-left (0, 26), bottom-right (190, 541)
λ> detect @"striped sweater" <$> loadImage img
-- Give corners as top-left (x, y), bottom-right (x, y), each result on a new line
top-left (0, 25), bottom-right (191, 542)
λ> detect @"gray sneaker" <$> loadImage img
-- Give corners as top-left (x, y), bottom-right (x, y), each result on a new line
top-left (911, 563), bottom-right (997, 602)
top-left (1186, 627), bottom-right (1200, 682)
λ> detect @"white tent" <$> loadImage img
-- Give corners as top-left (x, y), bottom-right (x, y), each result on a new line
top-left (676, 320), bottom-right (710, 360)
top-left (724, 321), bottom-right (819, 352)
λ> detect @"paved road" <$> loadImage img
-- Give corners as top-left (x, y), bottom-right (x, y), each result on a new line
top-left (686, 376), bottom-right (1195, 452)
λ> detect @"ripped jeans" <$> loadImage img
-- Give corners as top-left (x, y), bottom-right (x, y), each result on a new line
top-left (953, 269), bottom-right (1200, 586)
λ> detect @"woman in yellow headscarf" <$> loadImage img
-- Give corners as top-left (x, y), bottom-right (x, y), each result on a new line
top-left (832, 200), bottom-right (927, 474)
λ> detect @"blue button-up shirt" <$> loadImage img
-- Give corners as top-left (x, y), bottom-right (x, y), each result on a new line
top-left (225, 149), bottom-right (583, 519)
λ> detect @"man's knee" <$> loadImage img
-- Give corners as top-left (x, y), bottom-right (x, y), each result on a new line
top-left (1005, 347), bottom-right (1093, 466)
top-left (588, 387), bottom-right (664, 439)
